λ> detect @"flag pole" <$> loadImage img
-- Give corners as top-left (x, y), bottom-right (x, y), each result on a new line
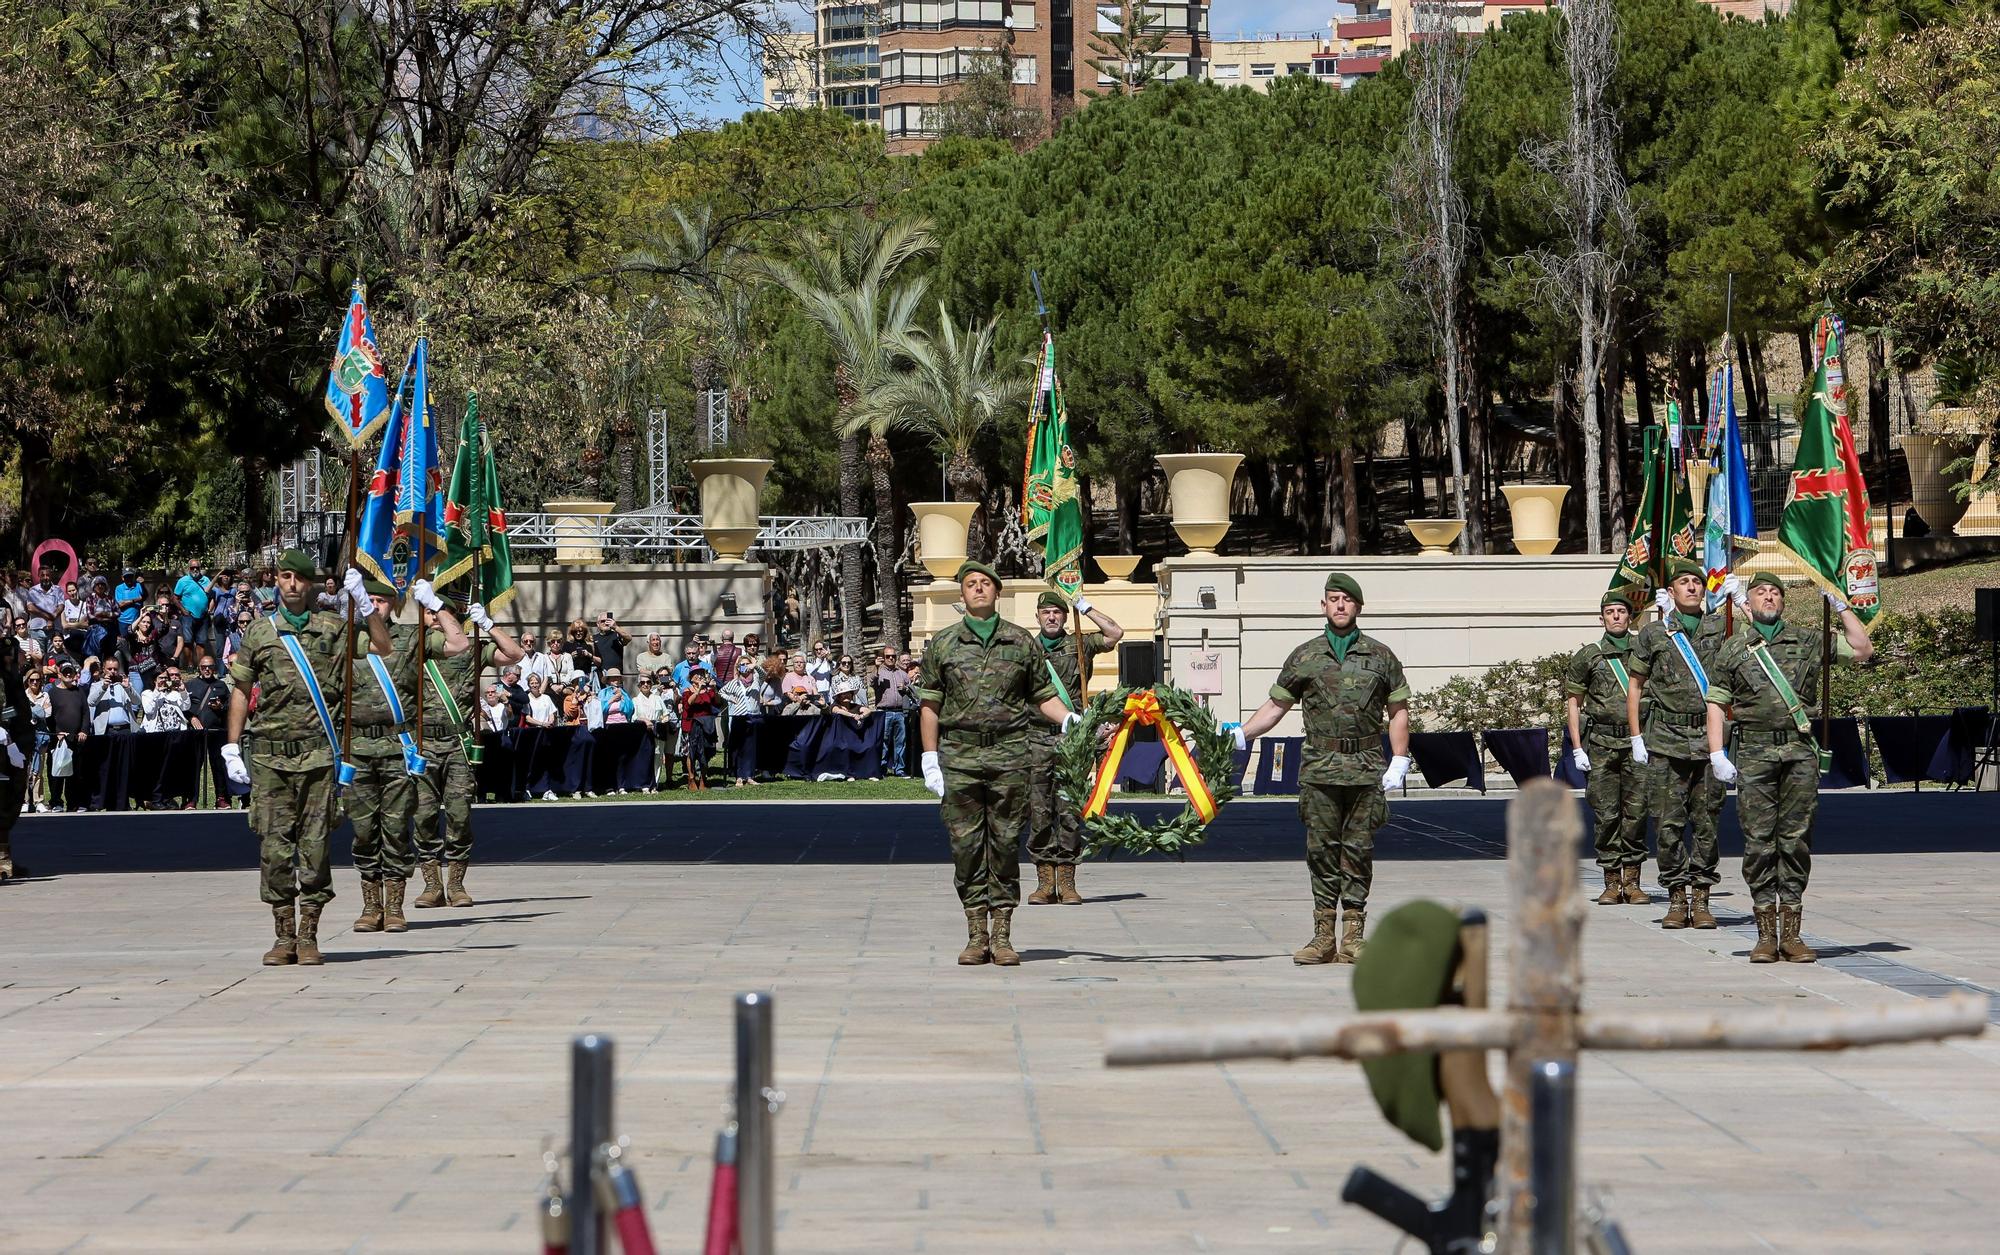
top-left (1030, 267), bottom-right (1089, 692)
top-left (340, 451), bottom-right (362, 774)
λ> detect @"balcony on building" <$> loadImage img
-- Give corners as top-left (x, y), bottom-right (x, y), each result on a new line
top-left (1337, 52), bottom-right (1385, 75)
top-left (1335, 16), bottom-right (1391, 40)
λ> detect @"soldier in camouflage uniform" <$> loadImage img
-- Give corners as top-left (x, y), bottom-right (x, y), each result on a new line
top-left (917, 562), bottom-right (1074, 968)
top-left (1234, 572), bottom-right (1411, 965)
top-left (342, 576), bottom-right (468, 935)
top-left (1706, 573), bottom-right (1872, 963)
top-left (1565, 591), bottom-right (1649, 906)
top-left (222, 552), bottom-right (391, 966)
top-left (1625, 556), bottom-right (1739, 930)
top-left (412, 599), bottom-right (522, 909)
top-left (0, 633), bottom-right (32, 883)
top-left (1025, 589), bottom-right (1122, 906)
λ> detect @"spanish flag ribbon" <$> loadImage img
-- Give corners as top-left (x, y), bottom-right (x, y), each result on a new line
top-left (1082, 690), bottom-right (1217, 823)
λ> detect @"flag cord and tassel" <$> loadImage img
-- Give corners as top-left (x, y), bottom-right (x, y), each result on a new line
top-left (340, 451), bottom-right (362, 781)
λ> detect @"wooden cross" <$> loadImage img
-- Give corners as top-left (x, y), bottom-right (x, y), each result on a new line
top-left (1103, 780), bottom-right (1987, 1253)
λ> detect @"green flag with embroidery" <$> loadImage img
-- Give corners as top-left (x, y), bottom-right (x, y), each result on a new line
top-left (1022, 331), bottom-right (1083, 598)
top-left (435, 393), bottom-right (517, 614)
top-left (1609, 406), bottom-right (1698, 608)
top-left (1776, 315), bottom-right (1881, 625)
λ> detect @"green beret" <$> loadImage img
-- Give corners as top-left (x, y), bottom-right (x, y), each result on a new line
top-left (1352, 900), bottom-right (1464, 1153)
top-left (361, 575), bottom-right (397, 598)
top-left (1666, 557), bottom-right (1705, 583)
top-left (1036, 591), bottom-right (1068, 610)
top-left (277, 549), bottom-right (318, 579)
top-left (1601, 590), bottom-right (1635, 611)
top-left (1323, 572), bottom-right (1364, 605)
top-left (1748, 571), bottom-right (1785, 594)
top-left (956, 560), bottom-right (1001, 586)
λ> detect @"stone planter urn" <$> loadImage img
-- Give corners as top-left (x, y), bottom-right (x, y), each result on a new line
top-left (1501, 484), bottom-right (1570, 555)
top-left (692, 458), bottom-right (772, 564)
top-left (1094, 554), bottom-right (1142, 584)
top-left (1156, 453), bottom-right (1244, 554)
top-left (544, 498), bottom-right (616, 565)
top-left (1687, 460), bottom-right (1714, 524)
top-left (1902, 433), bottom-right (1978, 535)
top-left (1405, 518), bottom-right (1464, 557)
top-left (911, 501), bottom-right (980, 580)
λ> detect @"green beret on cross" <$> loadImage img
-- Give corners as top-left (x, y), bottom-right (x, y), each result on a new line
top-left (1352, 900), bottom-right (1465, 1153)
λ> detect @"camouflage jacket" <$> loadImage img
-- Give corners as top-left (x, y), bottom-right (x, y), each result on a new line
top-left (1563, 633), bottom-right (1638, 749)
top-left (1031, 631), bottom-right (1116, 727)
top-left (422, 633), bottom-right (501, 731)
top-left (344, 621), bottom-right (422, 757)
top-left (229, 609), bottom-right (346, 769)
top-left (915, 615), bottom-right (1059, 766)
top-left (1708, 620), bottom-right (1850, 734)
top-left (1272, 630), bottom-right (1410, 787)
top-left (1627, 611), bottom-right (1734, 759)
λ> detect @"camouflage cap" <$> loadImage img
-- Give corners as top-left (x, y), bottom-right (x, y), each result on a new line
top-left (956, 560), bottom-right (1001, 586)
top-left (1352, 899), bottom-right (1464, 1154)
top-left (1323, 571), bottom-right (1364, 605)
top-left (277, 549), bottom-right (318, 579)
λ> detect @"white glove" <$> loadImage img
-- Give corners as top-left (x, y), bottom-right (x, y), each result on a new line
top-left (1571, 748), bottom-right (1591, 773)
top-left (920, 750), bottom-right (945, 798)
top-left (342, 568), bottom-right (374, 619)
top-left (1229, 724), bottom-right (1247, 752)
top-left (1824, 589), bottom-right (1849, 613)
top-left (1721, 573), bottom-right (1746, 609)
top-left (1060, 711), bottom-right (1082, 734)
top-left (466, 602), bottom-right (494, 631)
top-left (1072, 595), bottom-right (1093, 615)
top-left (1381, 754), bottom-right (1411, 791)
top-left (1708, 749), bottom-right (1738, 784)
top-left (412, 578), bottom-right (443, 612)
top-left (220, 742), bottom-right (251, 786)
top-left (1653, 588), bottom-right (1674, 616)
top-left (1630, 735), bottom-right (1649, 766)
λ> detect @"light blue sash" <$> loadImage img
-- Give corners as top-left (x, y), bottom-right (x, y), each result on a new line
top-left (275, 630), bottom-right (347, 785)
top-left (1667, 627), bottom-right (1710, 698)
top-left (365, 653), bottom-right (428, 778)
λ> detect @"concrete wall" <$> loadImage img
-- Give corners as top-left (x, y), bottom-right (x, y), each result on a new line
top-left (499, 563), bottom-right (770, 664)
top-left (1156, 554), bottom-right (1610, 733)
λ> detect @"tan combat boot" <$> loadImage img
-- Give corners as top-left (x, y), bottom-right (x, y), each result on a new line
top-left (262, 903), bottom-right (297, 966)
top-left (958, 909), bottom-right (990, 966)
top-left (1027, 864), bottom-right (1057, 905)
top-left (1689, 887), bottom-right (1718, 930)
top-left (1621, 865), bottom-right (1649, 906)
top-left (1336, 908), bottom-right (1368, 964)
top-left (1055, 864), bottom-right (1082, 905)
top-left (445, 860), bottom-right (474, 908)
top-left (989, 908), bottom-right (1021, 967)
top-left (381, 878), bottom-right (409, 933)
top-left (353, 880), bottom-right (384, 932)
top-left (1293, 908), bottom-right (1340, 965)
top-left (1661, 886), bottom-right (1690, 929)
top-left (1778, 903), bottom-right (1817, 963)
top-left (1595, 871), bottom-right (1622, 905)
top-left (413, 860), bottom-right (445, 909)
top-left (295, 902), bottom-right (324, 966)
top-left (1748, 905), bottom-right (1779, 963)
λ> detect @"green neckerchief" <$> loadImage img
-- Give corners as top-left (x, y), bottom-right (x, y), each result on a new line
top-left (276, 604), bottom-right (312, 632)
top-left (1037, 632), bottom-right (1065, 650)
top-left (1754, 618), bottom-right (1784, 642)
top-left (1674, 610), bottom-right (1703, 634)
top-left (963, 612), bottom-right (999, 644)
top-left (1600, 631), bottom-right (1631, 653)
top-left (1325, 627), bottom-right (1360, 663)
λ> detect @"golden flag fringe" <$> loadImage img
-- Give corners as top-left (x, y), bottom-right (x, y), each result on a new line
top-left (1082, 690), bottom-right (1217, 823)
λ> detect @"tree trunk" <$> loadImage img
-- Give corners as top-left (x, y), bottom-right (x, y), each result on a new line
top-left (1406, 416), bottom-right (1426, 516)
top-left (836, 426), bottom-right (866, 651)
top-left (1737, 332), bottom-right (1766, 424)
top-left (1301, 460), bottom-right (1327, 557)
top-left (1248, 458), bottom-right (1276, 523)
top-left (865, 432), bottom-right (904, 653)
top-left (1866, 331), bottom-right (1890, 473)
top-left (1340, 447), bottom-right (1362, 557)
top-left (1116, 479), bottom-right (1140, 554)
top-left (1555, 361), bottom-right (1581, 544)
top-left (1604, 338), bottom-right (1626, 534)
top-left (242, 457), bottom-right (267, 566)
top-left (1325, 452), bottom-right (1348, 555)
top-left (1465, 373), bottom-right (1488, 554)
top-left (1580, 292), bottom-right (1603, 553)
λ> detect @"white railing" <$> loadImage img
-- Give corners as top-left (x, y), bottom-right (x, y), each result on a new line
top-left (506, 511), bottom-right (869, 553)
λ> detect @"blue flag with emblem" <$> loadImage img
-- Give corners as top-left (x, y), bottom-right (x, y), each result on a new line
top-left (1702, 356), bottom-right (1757, 611)
top-left (324, 283), bottom-right (393, 450)
top-left (354, 336), bottom-right (446, 594)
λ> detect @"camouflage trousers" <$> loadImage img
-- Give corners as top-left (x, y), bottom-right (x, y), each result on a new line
top-left (941, 757), bottom-right (1028, 912)
top-left (413, 741), bottom-right (475, 865)
top-left (345, 749), bottom-right (416, 882)
top-left (1737, 741), bottom-right (1818, 907)
top-left (1585, 743), bottom-right (1648, 871)
top-left (250, 756), bottom-right (337, 906)
top-left (1301, 782), bottom-right (1386, 910)
top-left (0, 764), bottom-right (25, 869)
top-left (1650, 755), bottom-right (1722, 890)
top-left (1024, 732), bottom-right (1079, 865)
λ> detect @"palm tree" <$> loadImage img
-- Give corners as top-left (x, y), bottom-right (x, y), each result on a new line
top-left (626, 205), bottom-right (762, 457)
top-left (854, 303), bottom-right (1031, 561)
top-left (764, 214), bottom-right (933, 652)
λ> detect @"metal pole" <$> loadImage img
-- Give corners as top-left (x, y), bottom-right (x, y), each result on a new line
top-left (1529, 1059), bottom-right (1577, 1255)
top-left (735, 991), bottom-right (777, 1255)
top-left (570, 1034), bottom-right (615, 1255)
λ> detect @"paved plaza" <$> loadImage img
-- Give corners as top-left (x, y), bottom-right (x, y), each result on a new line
top-left (3, 795), bottom-right (1999, 1253)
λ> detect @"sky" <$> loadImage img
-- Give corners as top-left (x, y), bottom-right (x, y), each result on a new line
top-left (668, 0), bottom-right (1363, 125)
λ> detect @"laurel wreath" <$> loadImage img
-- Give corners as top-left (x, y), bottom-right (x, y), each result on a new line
top-left (1053, 683), bottom-right (1239, 860)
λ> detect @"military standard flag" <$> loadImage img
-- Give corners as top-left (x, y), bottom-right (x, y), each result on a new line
top-left (1702, 359), bottom-right (1757, 610)
top-left (1609, 407), bottom-right (1699, 609)
top-left (1022, 332), bottom-right (1084, 599)
top-left (355, 336), bottom-right (446, 593)
top-left (436, 393), bottom-right (517, 613)
top-left (1776, 315), bottom-right (1881, 625)
top-left (324, 283), bottom-right (393, 449)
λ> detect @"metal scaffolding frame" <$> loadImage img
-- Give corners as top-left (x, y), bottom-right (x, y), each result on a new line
top-left (647, 406), bottom-right (673, 509)
top-left (505, 509), bottom-right (866, 554)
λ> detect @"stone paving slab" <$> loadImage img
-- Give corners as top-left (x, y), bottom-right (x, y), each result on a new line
top-left (2, 829), bottom-right (1997, 1252)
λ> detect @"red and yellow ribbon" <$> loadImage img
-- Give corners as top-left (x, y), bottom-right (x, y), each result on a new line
top-left (1082, 689), bottom-right (1217, 823)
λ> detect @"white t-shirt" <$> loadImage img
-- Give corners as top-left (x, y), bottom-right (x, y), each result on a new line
top-left (526, 693), bottom-right (559, 726)
top-left (520, 652), bottom-right (556, 683)
top-left (482, 701), bottom-right (511, 731)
